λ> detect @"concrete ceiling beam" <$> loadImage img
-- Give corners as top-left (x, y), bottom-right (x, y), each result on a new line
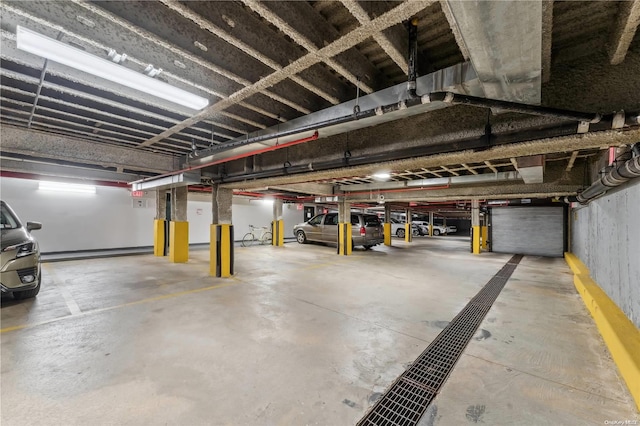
top-left (138, 0), bottom-right (434, 148)
top-left (484, 161), bottom-right (499, 174)
top-left (609, 0), bottom-right (640, 65)
top-left (542, 0), bottom-right (554, 83)
top-left (344, 182), bottom-right (583, 203)
top-left (0, 158), bottom-right (142, 183)
top-left (566, 151), bottom-right (579, 172)
top-left (218, 127), bottom-right (640, 189)
top-left (1, 126), bottom-right (175, 174)
top-left (241, 0), bottom-right (382, 94)
top-left (442, 0), bottom-right (542, 103)
top-left (461, 163), bottom-right (479, 175)
top-left (339, 0), bottom-right (409, 75)
top-left (438, 0), bottom-right (470, 61)
top-left (157, 0), bottom-right (342, 106)
top-left (263, 183), bottom-right (335, 197)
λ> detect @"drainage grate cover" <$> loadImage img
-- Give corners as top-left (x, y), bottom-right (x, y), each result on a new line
top-left (357, 254), bottom-right (523, 426)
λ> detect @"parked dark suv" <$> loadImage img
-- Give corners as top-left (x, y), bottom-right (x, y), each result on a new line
top-left (1, 201), bottom-right (42, 299)
top-left (293, 212), bottom-right (384, 249)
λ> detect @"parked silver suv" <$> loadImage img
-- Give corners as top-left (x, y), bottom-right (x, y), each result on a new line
top-left (1, 201), bottom-right (42, 299)
top-left (294, 212), bottom-right (384, 249)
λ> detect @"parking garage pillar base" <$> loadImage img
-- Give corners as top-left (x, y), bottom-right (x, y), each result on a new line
top-left (338, 223), bottom-right (352, 255)
top-left (272, 220), bottom-right (284, 246)
top-left (383, 223), bottom-right (391, 246)
top-left (169, 221), bottom-right (189, 263)
top-left (405, 223), bottom-right (412, 242)
top-left (153, 219), bottom-right (166, 256)
top-left (210, 224), bottom-right (234, 277)
top-left (472, 225), bottom-right (481, 255)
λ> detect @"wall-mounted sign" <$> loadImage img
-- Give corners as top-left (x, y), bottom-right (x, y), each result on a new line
top-left (296, 204), bottom-right (303, 210)
top-left (131, 190), bottom-right (144, 197)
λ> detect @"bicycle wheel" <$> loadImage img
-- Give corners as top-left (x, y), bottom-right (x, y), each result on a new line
top-left (242, 233), bottom-right (255, 247)
top-left (260, 232), bottom-right (272, 245)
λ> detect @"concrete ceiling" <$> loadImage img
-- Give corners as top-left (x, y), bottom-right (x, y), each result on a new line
top-left (1, 0), bottom-right (639, 202)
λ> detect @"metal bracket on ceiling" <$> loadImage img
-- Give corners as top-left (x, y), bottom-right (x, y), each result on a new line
top-left (612, 110), bottom-right (626, 129)
top-left (577, 121), bottom-right (590, 134)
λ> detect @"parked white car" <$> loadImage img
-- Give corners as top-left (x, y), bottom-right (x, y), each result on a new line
top-left (414, 221), bottom-right (456, 236)
top-left (389, 218), bottom-right (419, 238)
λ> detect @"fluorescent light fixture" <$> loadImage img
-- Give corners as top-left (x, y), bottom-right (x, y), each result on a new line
top-left (39, 181), bottom-right (96, 194)
top-left (372, 172), bottom-right (391, 180)
top-left (16, 26), bottom-right (209, 110)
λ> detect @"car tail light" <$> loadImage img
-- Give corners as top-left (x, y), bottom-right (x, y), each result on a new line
top-left (360, 226), bottom-right (366, 236)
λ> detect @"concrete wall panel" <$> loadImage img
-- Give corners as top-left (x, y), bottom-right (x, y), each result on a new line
top-left (571, 180), bottom-right (640, 328)
top-left (1, 177), bottom-right (304, 252)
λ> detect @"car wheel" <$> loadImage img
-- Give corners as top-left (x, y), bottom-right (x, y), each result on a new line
top-left (296, 230), bottom-right (307, 244)
top-left (13, 274), bottom-right (41, 300)
top-left (363, 245), bottom-right (373, 250)
top-left (412, 228), bottom-right (419, 236)
top-left (396, 229), bottom-right (405, 238)
top-left (433, 229), bottom-right (441, 236)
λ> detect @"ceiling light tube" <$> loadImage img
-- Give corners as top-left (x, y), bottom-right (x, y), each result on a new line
top-left (16, 26), bottom-right (209, 110)
top-left (372, 172), bottom-right (391, 180)
top-left (39, 181), bottom-right (96, 194)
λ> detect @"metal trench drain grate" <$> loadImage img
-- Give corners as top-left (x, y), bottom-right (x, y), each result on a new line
top-left (357, 254), bottom-right (524, 426)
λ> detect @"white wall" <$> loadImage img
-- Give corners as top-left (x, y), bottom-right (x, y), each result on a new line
top-left (0, 177), bottom-right (305, 252)
top-left (231, 196), bottom-right (304, 240)
top-left (571, 179), bottom-right (640, 328)
top-left (1, 177), bottom-right (155, 252)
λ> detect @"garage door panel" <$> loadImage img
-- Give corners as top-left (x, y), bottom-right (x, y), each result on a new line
top-left (491, 207), bottom-right (564, 257)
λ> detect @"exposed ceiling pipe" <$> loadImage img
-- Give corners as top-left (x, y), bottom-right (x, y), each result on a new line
top-left (427, 92), bottom-right (603, 123)
top-left (406, 17), bottom-right (419, 98)
top-left (194, 91), bottom-right (612, 168)
top-left (188, 97), bottom-right (425, 161)
top-left (565, 144), bottom-right (640, 204)
top-left (130, 131), bottom-right (319, 186)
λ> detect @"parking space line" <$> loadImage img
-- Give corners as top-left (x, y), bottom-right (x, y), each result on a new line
top-left (44, 264), bottom-right (82, 316)
top-left (1, 280), bottom-right (240, 334)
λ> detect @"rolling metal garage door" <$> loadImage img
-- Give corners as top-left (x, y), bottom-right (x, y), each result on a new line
top-left (491, 206), bottom-right (565, 257)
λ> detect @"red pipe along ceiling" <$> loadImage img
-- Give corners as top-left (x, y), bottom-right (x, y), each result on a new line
top-left (131, 131), bottom-right (320, 185)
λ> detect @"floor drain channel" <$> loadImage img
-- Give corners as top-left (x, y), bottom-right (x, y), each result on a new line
top-left (357, 254), bottom-right (523, 426)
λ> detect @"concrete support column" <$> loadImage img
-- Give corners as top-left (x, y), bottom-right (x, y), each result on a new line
top-left (383, 204), bottom-right (392, 246)
top-left (211, 186), bottom-right (234, 277)
top-left (471, 199), bottom-right (481, 254)
top-left (169, 186), bottom-right (188, 263)
top-left (405, 208), bottom-right (412, 242)
top-left (337, 200), bottom-right (352, 255)
top-left (272, 199), bottom-right (284, 246)
top-left (153, 190), bottom-right (167, 257)
top-left (429, 211), bottom-right (434, 237)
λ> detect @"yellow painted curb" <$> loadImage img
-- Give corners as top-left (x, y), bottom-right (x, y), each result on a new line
top-left (565, 252), bottom-right (640, 411)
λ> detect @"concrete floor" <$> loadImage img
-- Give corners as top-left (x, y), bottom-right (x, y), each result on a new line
top-left (1, 237), bottom-right (638, 425)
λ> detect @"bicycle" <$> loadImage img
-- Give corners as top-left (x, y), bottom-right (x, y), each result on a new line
top-left (241, 224), bottom-right (272, 247)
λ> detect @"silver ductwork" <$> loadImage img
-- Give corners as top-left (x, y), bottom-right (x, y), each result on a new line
top-left (339, 171), bottom-right (521, 192)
